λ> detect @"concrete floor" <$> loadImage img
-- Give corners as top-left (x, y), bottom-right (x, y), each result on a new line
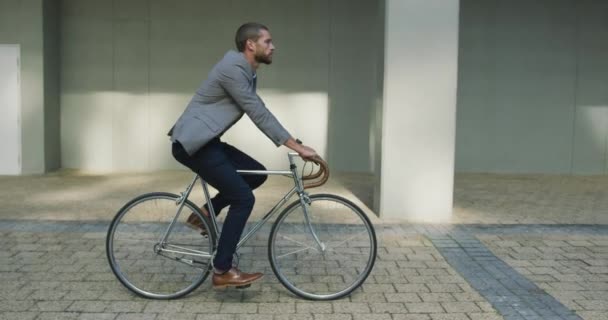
top-left (1, 170), bottom-right (607, 320)
top-left (1, 170), bottom-right (606, 225)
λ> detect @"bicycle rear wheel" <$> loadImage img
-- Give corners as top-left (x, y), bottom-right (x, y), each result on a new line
top-left (106, 192), bottom-right (216, 299)
top-left (268, 194), bottom-right (377, 300)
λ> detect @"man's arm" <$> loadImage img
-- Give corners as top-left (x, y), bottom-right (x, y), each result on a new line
top-left (218, 63), bottom-right (291, 147)
top-left (218, 63), bottom-right (318, 159)
top-left (283, 137), bottom-right (317, 160)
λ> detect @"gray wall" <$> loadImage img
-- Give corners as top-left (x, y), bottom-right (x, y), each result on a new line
top-left (60, 0), bottom-right (380, 173)
top-left (327, 0), bottom-right (383, 173)
top-left (0, 0), bottom-right (46, 174)
top-left (43, 0), bottom-right (61, 171)
top-left (456, 0), bottom-right (608, 174)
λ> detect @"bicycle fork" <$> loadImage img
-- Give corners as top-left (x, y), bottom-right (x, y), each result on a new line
top-left (289, 154), bottom-right (326, 252)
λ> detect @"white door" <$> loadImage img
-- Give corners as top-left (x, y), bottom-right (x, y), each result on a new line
top-left (0, 45), bottom-right (21, 175)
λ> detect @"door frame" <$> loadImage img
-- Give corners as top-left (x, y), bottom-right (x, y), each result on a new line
top-left (0, 44), bottom-right (22, 174)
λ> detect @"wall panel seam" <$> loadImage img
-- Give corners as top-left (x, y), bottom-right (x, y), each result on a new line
top-left (569, 0), bottom-right (581, 174)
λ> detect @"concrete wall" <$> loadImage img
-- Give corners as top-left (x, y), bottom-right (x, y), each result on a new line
top-left (456, 0), bottom-right (608, 174)
top-left (60, 0), bottom-right (380, 173)
top-left (43, 0), bottom-right (61, 171)
top-left (327, 0), bottom-right (383, 173)
top-left (0, 0), bottom-right (46, 174)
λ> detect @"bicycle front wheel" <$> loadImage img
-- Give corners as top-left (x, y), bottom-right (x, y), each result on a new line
top-left (106, 192), bottom-right (216, 299)
top-left (269, 194), bottom-right (377, 300)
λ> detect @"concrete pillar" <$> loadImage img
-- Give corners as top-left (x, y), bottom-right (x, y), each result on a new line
top-left (379, 0), bottom-right (459, 222)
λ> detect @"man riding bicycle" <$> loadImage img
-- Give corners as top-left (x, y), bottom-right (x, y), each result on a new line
top-left (168, 22), bottom-right (318, 289)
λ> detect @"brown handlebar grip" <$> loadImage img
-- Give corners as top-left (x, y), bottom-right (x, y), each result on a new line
top-left (303, 156), bottom-right (329, 189)
top-left (302, 162), bottom-right (323, 180)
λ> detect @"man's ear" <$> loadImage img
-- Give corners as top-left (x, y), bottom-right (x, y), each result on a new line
top-left (246, 39), bottom-right (255, 52)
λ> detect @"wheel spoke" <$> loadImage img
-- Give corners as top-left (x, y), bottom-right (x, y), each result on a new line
top-left (107, 193), bottom-right (215, 299)
top-left (279, 234), bottom-right (318, 252)
top-left (325, 230), bottom-right (369, 250)
top-left (270, 195), bottom-right (376, 300)
top-left (277, 245), bottom-right (318, 259)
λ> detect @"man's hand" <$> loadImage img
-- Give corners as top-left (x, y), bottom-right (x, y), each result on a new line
top-left (297, 145), bottom-right (317, 160)
top-left (284, 137), bottom-right (318, 160)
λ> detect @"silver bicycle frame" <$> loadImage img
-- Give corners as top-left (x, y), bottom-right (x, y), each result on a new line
top-left (158, 153), bottom-right (325, 260)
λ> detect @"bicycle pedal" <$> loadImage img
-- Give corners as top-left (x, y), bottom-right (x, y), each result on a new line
top-left (236, 284), bottom-right (251, 289)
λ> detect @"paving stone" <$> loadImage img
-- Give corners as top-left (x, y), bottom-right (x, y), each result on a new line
top-left (115, 314), bottom-right (157, 320)
top-left (426, 284), bottom-right (463, 293)
top-left (0, 300), bottom-right (35, 312)
top-left (241, 291), bottom-right (280, 302)
top-left (273, 314), bottom-right (314, 320)
top-left (312, 315), bottom-right (352, 320)
top-left (296, 302), bottom-right (332, 314)
top-left (394, 284), bottom-right (429, 293)
top-left (392, 314), bottom-right (431, 320)
top-left (404, 302), bottom-right (445, 313)
top-left (467, 313), bottom-right (503, 320)
top-left (369, 303), bottom-right (406, 313)
top-left (406, 276), bottom-right (441, 284)
top-left (181, 302), bottom-right (221, 313)
top-left (360, 284), bottom-right (396, 293)
top-left (36, 312), bottom-right (80, 320)
top-left (35, 301), bottom-right (73, 312)
top-left (64, 290), bottom-right (105, 301)
top-left (143, 301), bottom-right (184, 313)
top-left (0, 312), bottom-right (39, 320)
top-left (233, 315), bottom-right (268, 320)
top-left (196, 315), bottom-right (236, 320)
top-left (258, 303), bottom-right (295, 314)
top-left (440, 301), bottom-right (481, 313)
top-left (77, 314), bottom-right (119, 320)
top-left (429, 314), bottom-right (470, 320)
top-left (349, 293), bottom-right (387, 302)
top-left (219, 303), bottom-right (258, 314)
top-left (332, 302), bottom-right (370, 314)
top-left (418, 293), bottom-right (456, 303)
top-left (68, 301), bottom-right (109, 312)
top-left (105, 301), bottom-right (147, 313)
top-left (384, 293), bottom-right (422, 303)
top-left (352, 314), bottom-right (392, 320)
top-left (575, 311), bottom-right (608, 320)
top-left (154, 313), bottom-right (195, 320)
top-left (574, 300), bottom-right (608, 311)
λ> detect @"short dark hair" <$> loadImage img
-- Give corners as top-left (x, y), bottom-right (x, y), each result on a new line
top-left (235, 22), bottom-right (269, 52)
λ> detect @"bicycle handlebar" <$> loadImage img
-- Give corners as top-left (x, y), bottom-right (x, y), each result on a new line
top-left (301, 155), bottom-right (329, 189)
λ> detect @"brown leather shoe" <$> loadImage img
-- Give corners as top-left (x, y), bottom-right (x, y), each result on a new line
top-left (212, 267), bottom-right (263, 289)
top-left (185, 207), bottom-right (209, 236)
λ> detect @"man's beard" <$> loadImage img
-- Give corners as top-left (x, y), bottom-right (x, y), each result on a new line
top-left (255, 52), bottom-right (272, 65)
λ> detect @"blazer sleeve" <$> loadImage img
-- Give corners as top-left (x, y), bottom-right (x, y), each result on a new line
top-left (218, 63), bottom-right (291, 147)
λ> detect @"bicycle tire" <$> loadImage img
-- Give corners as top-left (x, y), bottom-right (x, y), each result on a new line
top-left (106, 192), bottom-right (217, 299)
top-left (268, 194), bottom-right (377, 300)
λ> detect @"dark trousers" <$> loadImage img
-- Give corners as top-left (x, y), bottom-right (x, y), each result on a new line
top-left (172, 139), bottom-right (267, 270)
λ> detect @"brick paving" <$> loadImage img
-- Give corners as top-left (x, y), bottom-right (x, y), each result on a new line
top-left (1, 221), bottom-right (605, 319)
top-left (1, 172), bottom-right (607, 319)
top-left (480, 231), bottom-right (608, 320)
top-left (0, 221), bottom-right (502, 320)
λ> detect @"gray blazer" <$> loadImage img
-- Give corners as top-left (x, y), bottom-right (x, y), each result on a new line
top-left (168, 50), bottom-right (291, 156)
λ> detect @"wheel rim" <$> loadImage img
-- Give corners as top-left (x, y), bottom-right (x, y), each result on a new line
top-left (270, 196), bottom-right (376, 300)
top-left (107, 195), bottom-right (213, 298)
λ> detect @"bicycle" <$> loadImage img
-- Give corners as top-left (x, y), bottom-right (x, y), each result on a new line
top-left (106, 152), bottom-right (377, 300)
